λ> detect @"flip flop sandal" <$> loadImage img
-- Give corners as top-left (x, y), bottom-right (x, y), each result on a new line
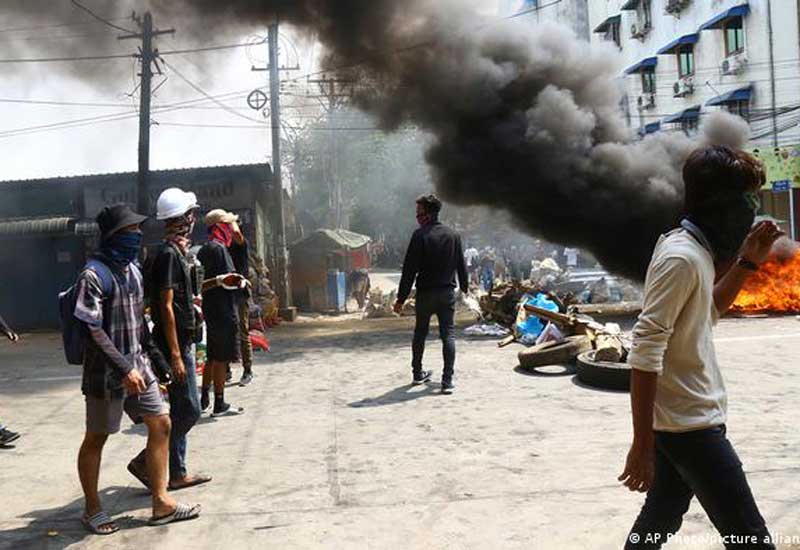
top-left (81, 511), bottom-right (119, 535)
top-left (168, 475), bottom-right (212, 491)
top-left (149, 502), bottom-right (201, 526)
top-left (127, 462), bottom-right (151, 490)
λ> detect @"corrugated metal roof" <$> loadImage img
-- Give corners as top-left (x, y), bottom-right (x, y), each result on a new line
top-left (292, 228), bottom-right (371, 250)
top-left (0, 217), bottom-right (74, 237)
top-left (0, 162), bottom-right (272, 187)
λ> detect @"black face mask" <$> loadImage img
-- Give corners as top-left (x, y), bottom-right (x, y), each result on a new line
top-left (689, 195), bottom-right (756, 263)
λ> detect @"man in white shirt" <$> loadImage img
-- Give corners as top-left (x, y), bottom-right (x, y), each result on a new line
top-left (619, 146), bottom-right (781, 549)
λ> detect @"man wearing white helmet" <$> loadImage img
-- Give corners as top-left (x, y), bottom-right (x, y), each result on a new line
top-left (129, 188), bottom-right (212, 492)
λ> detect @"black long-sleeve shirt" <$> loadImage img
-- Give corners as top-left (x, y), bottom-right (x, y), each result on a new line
top-left (397, 222), bottom-right (469, 303)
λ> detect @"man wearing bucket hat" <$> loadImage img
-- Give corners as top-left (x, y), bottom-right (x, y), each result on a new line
top-left (128, 189), bottom-right (211, 492)
top-left (197, 209), bottom-right (246, 417)
top-left (75, 204), bottom-right (200, 534)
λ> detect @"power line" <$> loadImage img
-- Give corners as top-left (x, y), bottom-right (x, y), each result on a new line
top-left (0, 53), bottom-right (134, 64)
top-left (0, 16), bottom-right (129, 34)
top-left (70, 0), bottom-right (136, 34)
top-left (159, 39), bottom-right (266, 56)
top-left (0, 30), bottom-right (116, 44)
top-left (161, 59), bottom-right (267, 124)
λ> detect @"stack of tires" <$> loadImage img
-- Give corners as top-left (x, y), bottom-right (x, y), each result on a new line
top-left (517, 336), bottom-right (631, 391)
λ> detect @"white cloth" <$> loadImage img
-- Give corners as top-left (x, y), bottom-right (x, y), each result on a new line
top-left (464, 247), bottom-right (479, 268)
top-left (564, 247), bottom-right (579, 267)
top-left (627, 229), bottom-right (726, 432)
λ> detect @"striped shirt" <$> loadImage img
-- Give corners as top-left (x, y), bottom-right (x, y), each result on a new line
top-left (74, 259), bottom-right (155, 398)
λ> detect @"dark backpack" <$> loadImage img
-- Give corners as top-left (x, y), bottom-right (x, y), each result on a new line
top-left (58, 259), bottom-right (114, 365)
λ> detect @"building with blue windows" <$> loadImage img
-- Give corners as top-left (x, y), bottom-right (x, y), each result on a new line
top-left (590, 1), bottom-right (800, 237)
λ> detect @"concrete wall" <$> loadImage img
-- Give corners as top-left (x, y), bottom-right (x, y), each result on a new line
top-left (590, 0), bottom-right (800, 148)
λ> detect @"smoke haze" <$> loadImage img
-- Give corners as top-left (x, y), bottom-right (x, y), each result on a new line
top-left (5, 0), bottom-right (750, 279)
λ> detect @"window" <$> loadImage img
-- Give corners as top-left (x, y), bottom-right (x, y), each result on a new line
top-left (640, 0), bottom-right (652, 29)
top-left (724, 17), bottom-right (745, 56)
top-left (725, 100), bottom-right (750, 121)
top-left (641, 68), bottom-right (656, 94)
top-left (681, 119), bottom-right (699, 135)
top-left (677, 45), bottom-right (694, 77)
top-left (609, 21), bottom-right (621, 48)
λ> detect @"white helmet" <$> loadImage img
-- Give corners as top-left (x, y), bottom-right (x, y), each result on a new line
top-left (156, 187), bottom-right (199, 221)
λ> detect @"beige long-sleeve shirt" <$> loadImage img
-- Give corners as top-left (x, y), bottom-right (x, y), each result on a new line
top-left (627, 228), bottom-right (727, 432)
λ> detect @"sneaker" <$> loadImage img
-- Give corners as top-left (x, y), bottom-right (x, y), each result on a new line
top-left (0, 427), bottom-right (20, 445)
top-left (239, 372), bottom-right (253, 387)
top-left (225, 367), bottom-right (233, 383)
top-left (211, 402), bottom-right (244, 417)
top-left (441, 381), bottom-right (455, 395)
top-left (412, 370), bottom-right (432, 385)
top-left (200, 390), bottom-right (210, 412)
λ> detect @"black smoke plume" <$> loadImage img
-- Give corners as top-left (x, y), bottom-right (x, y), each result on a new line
top-left (153, 0), bottom-right (750, 280)
top-left (7, 0), bottom-right (749, 279)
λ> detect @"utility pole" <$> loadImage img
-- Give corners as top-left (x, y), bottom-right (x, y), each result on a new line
top-left (252, 23), bottom-right (294, 315)
top-left (307, 76), bottom-right (353, 228)
top-left (119, 12), bottom-right (174, 216)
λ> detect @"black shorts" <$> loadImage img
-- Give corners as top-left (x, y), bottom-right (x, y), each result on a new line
top-left (205, 317), bottom-right (240, 362)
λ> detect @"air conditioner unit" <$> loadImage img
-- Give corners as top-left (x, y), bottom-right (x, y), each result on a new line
top-left (631, 22), bottom-right (651, 40)
top-left (665, 0), bottom-right (691, 15)
top-left (637, 94), bottom-right (656, 110)
top-left (673, 78), bottom-right (694, 98)
top-left (720, 53), bottom-right (748, 75)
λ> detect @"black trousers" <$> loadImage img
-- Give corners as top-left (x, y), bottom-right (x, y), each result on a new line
top-left (411, 288), bottom-right (456, 382)
top-left (626, 425), bottom-right (774, 550)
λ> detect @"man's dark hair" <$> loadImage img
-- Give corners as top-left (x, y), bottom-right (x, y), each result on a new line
top-left (416, 193), bottom-right (442, 215)
top-left (683, 145), bottom-right (765, 214)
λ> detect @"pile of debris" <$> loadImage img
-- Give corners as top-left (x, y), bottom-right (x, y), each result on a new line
top-left (468, 284), bottom-right (636, 390)
top-left (364, 288), bottom-right (417, 318)
top-left (477, 280), bottom-right (577, 327)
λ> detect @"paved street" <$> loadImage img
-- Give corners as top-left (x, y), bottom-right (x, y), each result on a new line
top-left (1, 315), bottom-right (799, 550)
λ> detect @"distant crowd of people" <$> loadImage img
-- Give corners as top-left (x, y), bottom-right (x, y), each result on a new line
top-left (460, 242), bottom-right (583, 291)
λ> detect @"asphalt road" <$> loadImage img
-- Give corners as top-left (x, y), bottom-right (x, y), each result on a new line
top-left (1, 316), bottom-right (798, 549)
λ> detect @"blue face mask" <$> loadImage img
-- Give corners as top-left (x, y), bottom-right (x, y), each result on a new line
top-left (102, 231), bottom-right (143, 266)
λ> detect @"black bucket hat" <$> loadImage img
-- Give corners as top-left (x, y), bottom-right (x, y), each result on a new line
top-left (96, 203), bottom-right (148, 241)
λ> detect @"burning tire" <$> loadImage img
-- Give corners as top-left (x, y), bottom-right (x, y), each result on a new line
top-left (575, 350), bottom-right (630, 391)
top-left (518, 336), bottom-right (592, 369)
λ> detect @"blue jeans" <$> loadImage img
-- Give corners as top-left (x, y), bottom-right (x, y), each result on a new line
top-left (167, 344), bottom-right (201, 480)
top-left (626, 425), bottom-right (774, 550)
top-left (412, 288), bottom-right (456, 383)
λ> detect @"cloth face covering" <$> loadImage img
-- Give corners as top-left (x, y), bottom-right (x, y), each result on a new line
top-left (165, 211), bottom-right (195, 255)
top-left (416, 213), bottom-right (434, 227)
top-left (689, 192), bottom-right (757, 263)
top-left (102, 231), bottom-right (143, 267)
top-left (209, 223), bottom-right (234, 248)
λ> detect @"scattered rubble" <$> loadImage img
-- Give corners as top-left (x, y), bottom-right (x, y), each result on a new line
top-left (464, 323), bottom-right (511, 337)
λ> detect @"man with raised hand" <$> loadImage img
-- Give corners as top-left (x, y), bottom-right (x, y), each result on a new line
top-left (620, 146), bottom-right (779, 549)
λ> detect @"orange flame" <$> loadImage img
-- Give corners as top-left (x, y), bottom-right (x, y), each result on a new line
top-left (733, 250), bottom-right (800, 313)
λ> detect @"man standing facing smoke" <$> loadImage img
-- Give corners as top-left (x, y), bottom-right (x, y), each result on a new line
top-left (395, 194), bottom-right (469, 395)
top-left (620, 146), bottom-right (779, 549)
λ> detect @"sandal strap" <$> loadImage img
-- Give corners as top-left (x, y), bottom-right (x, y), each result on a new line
top-left (174, 503), bottom-right (200, 520)
top-left (87, 511), bottom-right (114, 528)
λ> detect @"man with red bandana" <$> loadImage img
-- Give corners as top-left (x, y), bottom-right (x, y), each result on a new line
top-left (394, 194), bottom-right (469, 394)
top-left (197, 209), bottom-right (247, 417)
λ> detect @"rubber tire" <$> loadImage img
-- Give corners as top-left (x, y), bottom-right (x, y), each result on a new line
top-left (575, 350), bottom-right (631, 391)
top-left (518, 336), bottom-right (592, 368)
